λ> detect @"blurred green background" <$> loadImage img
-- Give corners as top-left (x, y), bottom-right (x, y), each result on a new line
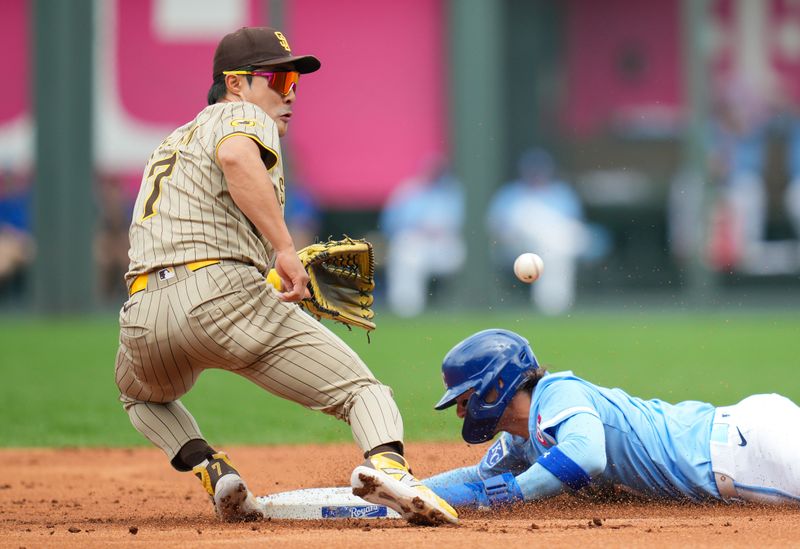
top-left (2, 310), bottom-right (797, 448)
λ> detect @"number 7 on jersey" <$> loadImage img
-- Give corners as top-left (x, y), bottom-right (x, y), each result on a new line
top-left (141, 153), bottom-right (178, 221)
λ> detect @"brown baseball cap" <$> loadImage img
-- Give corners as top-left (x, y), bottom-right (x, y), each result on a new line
top-left (212, 27), bottom-right (321, 79)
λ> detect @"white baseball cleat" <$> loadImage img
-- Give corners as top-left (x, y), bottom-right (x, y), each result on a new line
top-left (351, 452), bottom-right (459, 526)
top-left (193, 452), bottom-right (265, 522)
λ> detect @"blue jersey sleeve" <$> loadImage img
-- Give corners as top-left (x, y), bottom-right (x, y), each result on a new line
top-left (552, 412), bottom-right (607, 477)
top-left (514, 412), bottom-right (607, 500)
top-left (533, 378), bottom-right (600, 446)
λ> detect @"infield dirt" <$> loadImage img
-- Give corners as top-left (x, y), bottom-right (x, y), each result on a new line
top-left (2, 442), bottom-right (799, 547)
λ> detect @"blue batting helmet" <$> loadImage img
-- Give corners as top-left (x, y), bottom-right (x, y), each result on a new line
top-left (434, 329), bottom-right (539, 444)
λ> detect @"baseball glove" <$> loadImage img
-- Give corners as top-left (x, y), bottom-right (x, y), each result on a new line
top-left (267, 237), bottom-right (376, 331)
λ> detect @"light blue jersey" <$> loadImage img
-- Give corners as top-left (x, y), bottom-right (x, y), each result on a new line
top-left (478, 372), bottom-right (720, 501)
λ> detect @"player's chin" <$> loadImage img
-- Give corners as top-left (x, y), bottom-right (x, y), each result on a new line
top-left (276, 119), bottom-right (289, 137)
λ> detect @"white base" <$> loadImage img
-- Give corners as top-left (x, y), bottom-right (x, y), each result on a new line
top-left (256, 487), bottom-right (400, 520)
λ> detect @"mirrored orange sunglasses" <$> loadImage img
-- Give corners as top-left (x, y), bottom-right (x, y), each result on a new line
top-left (223, 70), bottom-right (299, 96)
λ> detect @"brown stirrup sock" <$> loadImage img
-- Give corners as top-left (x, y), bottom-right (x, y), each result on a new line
top-left (172, 439), bottom-right (217, 471)
top-left (366, 441), bottom-right (404, 459)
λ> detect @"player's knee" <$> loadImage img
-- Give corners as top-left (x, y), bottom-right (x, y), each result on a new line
top-left (347, 383), bottom-right (400, 420)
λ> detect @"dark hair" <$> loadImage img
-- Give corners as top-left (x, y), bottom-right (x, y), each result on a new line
top-left (518, 368), bottom-right (548, 394)
top-left (207, 66), bottom-right (255, 105)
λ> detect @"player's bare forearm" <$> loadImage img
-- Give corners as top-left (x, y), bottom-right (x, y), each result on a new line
top-left (218, 134), bottom-right (309, 301)
top-left (218, 135), bottom-right (294, 253)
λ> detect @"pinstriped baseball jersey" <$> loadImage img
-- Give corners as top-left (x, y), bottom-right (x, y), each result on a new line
top-left (126, 101), bottom-right (285, 283)
top-left (117, 98), bottom-right (405, 465)
top-left (114, 28), bottom-right (425, 523)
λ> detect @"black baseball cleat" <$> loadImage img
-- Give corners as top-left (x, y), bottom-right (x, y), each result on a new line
top-left (351, 452), bottom-right (458, 526)
top-left (193, 452), bottom-right (264, 522)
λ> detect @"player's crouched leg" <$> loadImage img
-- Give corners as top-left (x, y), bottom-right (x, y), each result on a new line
top-left (342, 375), bottom-right (458, 524)
top-left (230, 274), bottom-right (458, 523)
top-left (116, 348), bottom-right (265, 521)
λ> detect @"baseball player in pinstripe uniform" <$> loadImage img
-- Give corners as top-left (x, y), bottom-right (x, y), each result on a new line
top-left (115, 27), bottom-right (457, 525)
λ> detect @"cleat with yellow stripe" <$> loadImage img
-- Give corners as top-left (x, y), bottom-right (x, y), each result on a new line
top-left (351, 452), bottom-right (459, 525)
top-left (192, 452), bottom-right (264, 522)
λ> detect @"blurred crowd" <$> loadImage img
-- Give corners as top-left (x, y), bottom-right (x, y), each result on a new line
top-left (379, 148), bottom-right (610, 317)
top-left (5, 117), bottom-right (800, 314)
top-left (0, 169), bottom-right (34, 304)
top-left (0, 148), bottom-right (613, 316)
top-left (0, 170), bottom-right (324, 308)
top-left (671, 72), bottom-right (800, 275)
top-left (379, 155), bottom-right (466, 318)
top-left (486, 149), bottom-right (609, 316)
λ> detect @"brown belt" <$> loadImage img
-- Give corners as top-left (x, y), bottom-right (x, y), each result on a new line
top-left (128, 260), bottom-right (221, 296)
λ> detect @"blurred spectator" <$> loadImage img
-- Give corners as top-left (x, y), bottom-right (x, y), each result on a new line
top-left (380, 155), bottom-right (465, 317)
top-left (94, 175), bottom-right (133, 303)
top-left (784, 113), bottom-right (800, 241)
top-left (0, 169), bottom-right (34, 299)
top-left (667, 168), bottom-right (705, 265)
top-left (487, 148), bottom-right (607, 315)
top-left (705, 75), bottom-right (775, 269)
top-left (284, 182), bottom-right (321, 249)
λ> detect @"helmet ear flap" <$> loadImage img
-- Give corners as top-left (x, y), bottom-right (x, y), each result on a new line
top-left (462, 390), bottom-right (499, 443)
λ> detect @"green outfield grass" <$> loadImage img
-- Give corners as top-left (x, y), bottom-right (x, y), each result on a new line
top-left (0, 311), bottom-right (798, 448)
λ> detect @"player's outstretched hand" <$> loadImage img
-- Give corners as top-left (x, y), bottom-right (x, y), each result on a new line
top-left (274, 249), bottom-right (311, 302)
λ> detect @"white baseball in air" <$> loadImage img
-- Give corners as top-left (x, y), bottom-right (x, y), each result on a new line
top-left (514, 253), bottom-right (544, 283)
